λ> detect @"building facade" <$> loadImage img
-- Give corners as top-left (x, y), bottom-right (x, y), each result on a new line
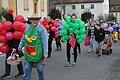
top-left (0, 0), bottom-right (48, 19)
top-left (109, 0), bottom-right (120, 21)
top-left (56, 0), bottom-right (109, 20)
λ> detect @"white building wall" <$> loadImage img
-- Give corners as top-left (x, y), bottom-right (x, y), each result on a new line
top-left (103, 0), bottom-right (109, 15)
top-left (41, 0), bottom-right (48, 17)
top-left (17, 0), bottom-right (48, 19)
top-left (17, 0), bottom-right (34, 19)
top-left (56, 2), bottom-right (105, 20)
top-left (1, 0), bottom-right (9, 9)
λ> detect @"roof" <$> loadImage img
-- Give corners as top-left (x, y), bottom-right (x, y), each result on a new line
top-left (109, 0), bottom-right (120, 12)
top-left (56, 0), bottom-right (104, 4)
top-left (109, 0), bottom-right (120, 5)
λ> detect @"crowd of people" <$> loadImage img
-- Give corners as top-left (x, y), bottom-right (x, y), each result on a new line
top-left (0, 9), bottom-right (120, 80)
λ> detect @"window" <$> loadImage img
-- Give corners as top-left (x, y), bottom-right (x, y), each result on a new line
top-left (91, 4), bottom-right (94, 9)
top-left (24, 0), bottom-right (29, 11)
top-left (72, 5), bottom-right (75, 9)
top-left (81, 5), bottom-right (84, 9)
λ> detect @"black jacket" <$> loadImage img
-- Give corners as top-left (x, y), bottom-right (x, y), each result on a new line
top-left (94, 27), bottom-right (105, 42)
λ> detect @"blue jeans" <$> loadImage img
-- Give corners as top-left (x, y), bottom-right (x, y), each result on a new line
top-left (95, 41), bottom-right (103, 55)
top-left (89, 37), bottom-right (94, 49)
top-left (24, 60), bottom-right (45, 80)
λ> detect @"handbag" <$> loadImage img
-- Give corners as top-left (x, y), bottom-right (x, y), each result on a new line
top-left (84, 35), bottom-right (90, 46)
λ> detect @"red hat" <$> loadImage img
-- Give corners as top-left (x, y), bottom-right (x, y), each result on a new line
top-left (7, 9), bottom-right (13, 14)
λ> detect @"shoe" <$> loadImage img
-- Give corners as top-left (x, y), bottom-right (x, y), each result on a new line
top-left (1, 74), bottom-right (11, 79)
top-left (15, 73), bottom-right (24, 78)
top-left (88, 49), bottom-right (91, 53)
top-left (97, 54), bottom-right (101, 57)
top-left (48, 55), bottom-right (51, 58)
top-left (55, 48), bottom-right (59, 51)
top-left (72, 62), bottom-right (76, 66)
top-left (60, 48), bottom-right (62, 51)
top-left (64, 62), bottom-right (71, 67)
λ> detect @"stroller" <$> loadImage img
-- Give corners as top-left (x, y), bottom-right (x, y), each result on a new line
top-left (101, 34), bottom-right (112, 55)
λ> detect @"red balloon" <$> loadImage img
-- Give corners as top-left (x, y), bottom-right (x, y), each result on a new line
top-left (13, 31), bottom-right (22, 39)
top-left (0, 35), bottom-right (7, 43)
top-left (6, 32), bottom-right (13, 40)
top-left (51, 26), bottom-right (57, 32)
top-left (7, 9), bottom-right (13, 14)
top-left (0, 24), bottom-right (3, 31)
top-left (40, 18), bottom-right (45, 24)
top-left (15, 15), bottom-right (24, 23)
top-left (13, 21), bottom-right (22, 30)
top-left (45, 25), bottom-right (50, 29)
top-left (0, 44), bottom-right (9, 53)
top-left (21, 23), bottom-right (28, 31)
top-left (54, 22), bottom-right (58, 28)
top-left (51, 20), bottom-right (55, 24)
top-left (3, 21), bottom-right (12, 30)
top-left (1, 30), bottom-right (7, 35)
top-left (47, 30), bottom-right (50, 33)
top-left (42, 21), bottom-right (48, 26)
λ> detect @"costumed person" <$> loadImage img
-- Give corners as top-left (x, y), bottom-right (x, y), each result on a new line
top-left (1, 9), bottom-right (24, 79)
top-left (60, 15), bottom-right (86, 67)
top-left (55, 19), bottom-right (62, 51)
top-left (40, 17), bottom-right (58, 57)
top-left (94, 23), bottom-right (105, 57)
top-left (18, 16), bottom-right (48, 80)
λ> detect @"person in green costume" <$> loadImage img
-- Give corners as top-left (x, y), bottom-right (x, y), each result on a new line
top-left (18, 17), bottom-right (48, 80)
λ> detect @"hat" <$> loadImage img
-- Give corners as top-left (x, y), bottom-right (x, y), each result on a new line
top-left (27, 17), bottom-right (41, 20)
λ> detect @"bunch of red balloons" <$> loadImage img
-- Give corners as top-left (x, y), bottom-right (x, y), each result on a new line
top-left (0, 15), bottom-right (27, 53)
top-left (40, 18), bottom-right (58, 37)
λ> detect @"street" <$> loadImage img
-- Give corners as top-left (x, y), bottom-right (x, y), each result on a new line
top-left (0, 40), bottom-right (120, 80)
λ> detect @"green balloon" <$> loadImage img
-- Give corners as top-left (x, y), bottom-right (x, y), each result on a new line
top-left (66, 16), bottom-right (71, 23)
top-left (60, 30), bottom-right (67, 36)
top-left (62, 22), bottom-right (70, 30)
top-left (76, 35), bottom-right (81, 40)
top-left (74, 18), bottom-right (81, 25)
top-left (74, 30), bottom-right (80, 35)
top-left (77, 38), bottom-right (83, 43)
top-left (61, 38), bottom-right (67, 42)
top-left (72, 23), bottom-right (79, 30)
top-left (79, 29), bottom-right (86, 35)
top-left (69, 28), bottom-right (74, 33)
top-left (70, 22), bottom-right (74, 27)
top-left (80, 34), bottom-right (85, 40)
top-left (63, 35), bottom-right (70, 41)
top-left (80, 21), bottom-right (85, 29)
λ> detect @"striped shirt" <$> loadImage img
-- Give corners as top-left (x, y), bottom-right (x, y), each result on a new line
top-left (86, 22), bottom-right (95, 38)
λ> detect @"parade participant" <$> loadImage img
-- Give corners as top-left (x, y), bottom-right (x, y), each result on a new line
top-left (44, 17), bottom-right (55, 57)
top-left (18, 16), bottom-right (48, 80)
top-left (55, 19), bottom-right (62, 51)
top-left (94, 23), bottom-right (105, 57)
top-left (60, 14), bottom-right (85, 67)
top-left (87, 18), bottom-right (95, 53)
top-left (1, 9), bottom-right (24, 79)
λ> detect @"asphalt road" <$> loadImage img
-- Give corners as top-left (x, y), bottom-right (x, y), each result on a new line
top-left (0, 40), bottom-right (120, 80)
